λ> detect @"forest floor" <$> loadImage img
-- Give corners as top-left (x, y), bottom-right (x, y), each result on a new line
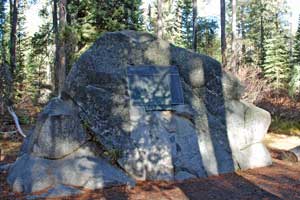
top-left (1, 129), bottom-right (300, 200)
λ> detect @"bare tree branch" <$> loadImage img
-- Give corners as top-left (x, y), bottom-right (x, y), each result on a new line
top-left (7, 106), bottom-right (26, 138)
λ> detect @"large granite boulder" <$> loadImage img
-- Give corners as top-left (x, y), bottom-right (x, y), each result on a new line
top-left (8, 31), bottom-right (272, 197)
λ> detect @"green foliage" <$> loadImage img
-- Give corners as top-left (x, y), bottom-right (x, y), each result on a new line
top-left (0, 0), bottom-right (7, 63)
top-left (14, 0), bottom-right (29, 102)
top-left (196, 17), bottom-right (220, 59)
top-left (263, 33), bottom-right (290, 89)
top-left (293, 15), bottom-right (300, 65)
top-left (227, 0), bottom-right (289, 67)
top-left (66, 0), bottom-right (143, 60)
top-left (19, 114), bottom-right (31, 125)
top-left (92, 0), bottom-right (143, 32)
top-left (270, 117), bottom-right (300, 136)
top-left (289, 16), bottom-right (300, 97)
top-left (289, 65), bottom-right (300, 97)
top-left (25, 3), bottom-right (53, 103)
top-left (163, 1), bottom-right (183, 45)
top-left (0, 0), bottom-right (6, 46)
top-left (178, 0), bottom-right (193, 49)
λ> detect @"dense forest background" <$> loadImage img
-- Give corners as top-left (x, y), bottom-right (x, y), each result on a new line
top-left (0, 0), bottom-right (300, 131)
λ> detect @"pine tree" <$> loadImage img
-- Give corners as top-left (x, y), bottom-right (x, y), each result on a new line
top-left (163, 1), bottom-right (183, 45)
top-left (26, 3), bottom-right (53, 103)
top-left (92, 0), bottom-right (143, 33)
top-left (263, 33), bottom-right (290, 89)
top-left (15, 0), bottom-right (28, 100)
top-left (294, 15), bottom-right (300, 65)
top-left (0, 0), bottom-right (7, 63)
top-left (178, 0), bottom-right (193, 49)
top-left (289, 15), bottom-right (300, 96)
top-left (289, 65), bottom-right (300, 97)
top-left (0, 1), bottom-right (5, 53)
top-left (196, 17), bottom-right (219, 57)
top-left (245, 0), bottom-right (289, 67)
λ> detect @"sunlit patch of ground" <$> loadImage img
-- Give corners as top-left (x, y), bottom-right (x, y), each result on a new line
top-left (264, 133), bottom-right (300, 150)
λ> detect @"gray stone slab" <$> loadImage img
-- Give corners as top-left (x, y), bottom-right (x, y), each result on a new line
top-left (25, 98), bottom-right (88, 159)
top-left (7, 145), bottom-right (135, 194)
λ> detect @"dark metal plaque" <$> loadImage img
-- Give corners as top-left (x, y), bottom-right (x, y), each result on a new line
top-left (127, 66), bottom-right (184, 110)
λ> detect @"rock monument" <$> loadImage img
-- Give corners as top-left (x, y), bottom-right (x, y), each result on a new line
top-left (7, 31), bottom-right (272, 197)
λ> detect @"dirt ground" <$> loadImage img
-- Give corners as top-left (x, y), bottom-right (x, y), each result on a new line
top-left (1, 133), bottom-right (300, 200)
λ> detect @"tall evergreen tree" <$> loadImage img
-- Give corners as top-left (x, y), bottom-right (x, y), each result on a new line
top-left (0, 0), bottom-right (7, 63)
top-left (294, 15), bottom-right (300, 65)
top-left (245, 0), bottom-right (288, 67)
top-left (27, 4), bottom-right (53, 102)
top-left (13, 0), bottom-right (29, 101)
top-left (289, 15), bottom-right (300, 96)
top-left (163, 1), bottom-right (181, 44)
top-left (10, 0), bottom-right (19, 76)
top-left (196, 17), bottom-right (219, 58)
top-left (263, 33), bottom-right (290, 89)
top-left (179, 0), bottom-right (193, 49)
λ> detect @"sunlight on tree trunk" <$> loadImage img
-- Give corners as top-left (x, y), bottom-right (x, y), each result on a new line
top-left (192, 0), bottom-right (197, 52)
top-left (54, 0), bottom-right (67, 96)
top-left (157, 0), bottom-right (163, 38)
top-left (220, 0), bottom-right (226, 67)
top-left (231, 0), bottom-right (237, 72)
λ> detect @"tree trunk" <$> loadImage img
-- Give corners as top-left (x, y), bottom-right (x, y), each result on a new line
top-left (258, 0), bottom-right (265, 66)
top-left (58, 0), bottom-right (67, 96)
top-left (259, 14), bottom-right (264, 66)
top-left (157, 0), bottom-right (163, 38)
top-left (231, 0), bottom-right (237, 72)
top-left (192, 0), bottom-right (197, 52)
top-left (9, 0), bottom-right (18, 76)
top-left (53, 0), bottom-right (58, 94)
top-left (241, 4), bottom-right (246, 62)
top-left (220, 0), bottom-right (226, 67)
top-left (54, 0), bottom-right (67, 96)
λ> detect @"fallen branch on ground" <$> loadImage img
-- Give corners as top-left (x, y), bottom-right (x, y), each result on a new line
top-left (7, 106), bottom-right (26, 138)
